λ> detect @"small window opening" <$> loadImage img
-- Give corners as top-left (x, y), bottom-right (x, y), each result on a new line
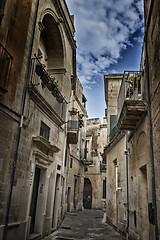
top-left (70, 158), bottom-right (73, 168)
top-left (40, 121), bottom-right (50, 140)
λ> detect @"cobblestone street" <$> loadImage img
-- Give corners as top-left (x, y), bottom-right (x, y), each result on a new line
top-left (43, 210), bottom-right (125, 240)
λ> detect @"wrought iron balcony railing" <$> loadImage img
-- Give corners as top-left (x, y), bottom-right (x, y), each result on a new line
top-left (30, 56), bottom-right (65, 102)
top-left (0, 43), bottom-right (13, 95)
top-left (117, 71), bottom-right (147, 130)
top-left (29, 56), bottom-right (67, 123)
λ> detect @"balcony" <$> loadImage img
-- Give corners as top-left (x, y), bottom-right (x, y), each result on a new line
top-left (67, 120), bottom-right (79, 144)
top-left (82, 158), bottom-right (93, 166)
top-left (0, 43), bottom-right (13, 96)
top-left (117, 71), bottom-right (147, 131)
top-left (28, 56), bottom-right (67, 126)
top-left (81, 148), bottom-right (93, 165)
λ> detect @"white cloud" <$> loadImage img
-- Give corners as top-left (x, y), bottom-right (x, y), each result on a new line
top-left (66, 0), bottom-right (144, 89)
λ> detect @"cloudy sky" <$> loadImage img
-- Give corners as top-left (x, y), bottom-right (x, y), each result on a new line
top-left (66, 0), bottom-right (144, 122)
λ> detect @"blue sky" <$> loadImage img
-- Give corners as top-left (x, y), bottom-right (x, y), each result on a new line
top-left (66, 0), bottom-right (144, 122)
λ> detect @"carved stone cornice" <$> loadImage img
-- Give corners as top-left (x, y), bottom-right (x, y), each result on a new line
top-left (33, 136), bottom-right (60, 167)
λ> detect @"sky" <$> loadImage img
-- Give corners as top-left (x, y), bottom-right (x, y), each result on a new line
top-left (66, 0), bottom-right (144, 122)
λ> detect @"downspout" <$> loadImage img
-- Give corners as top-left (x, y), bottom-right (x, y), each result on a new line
top-left (144, 0), bottom-right (159, 239)
top-left (0, 0), bottom-right (6, 26)
top-left (125, 133), bottom-right (129, 240)
top-left (3, 0), bottom-right (40, 239)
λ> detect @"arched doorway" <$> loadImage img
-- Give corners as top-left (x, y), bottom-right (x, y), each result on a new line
top-left (83, 178), bottom-right (92, 209)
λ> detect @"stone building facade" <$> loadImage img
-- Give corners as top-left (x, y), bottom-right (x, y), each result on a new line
top-left (104, 74), bottom-right (127, 233)
top-left (84, 118), bottom-right (107, 210)
top-left (0, 1), bottom-right (86, 240)
top-left (65, 76), bottom-right (87, 213)
top-left (104, 1), bottom-right (160, 239)
top-left (104, 72), bottom-right (152, 239)
top-left (143, 0), bottom-right (160, 238)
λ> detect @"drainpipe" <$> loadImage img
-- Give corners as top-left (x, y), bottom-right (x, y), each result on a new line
top-left (0, 0), bottom-right (6, 26)
top-left (125, 133), bottom-right (129, 240)
top-left (144, 0), bottom-right (159, 239)
top-left (3, 0), bottom-right (40, 239)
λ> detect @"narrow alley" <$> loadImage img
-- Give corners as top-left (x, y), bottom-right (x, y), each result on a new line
top-left (43, 210), bottom-right (125, 240)
top-left (0, 0), bottom-right (160, 240)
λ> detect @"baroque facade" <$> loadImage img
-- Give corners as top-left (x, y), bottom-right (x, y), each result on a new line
top-left (0, 1), bottom-right (87, 240)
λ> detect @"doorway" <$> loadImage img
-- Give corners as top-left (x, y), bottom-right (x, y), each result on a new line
top-left (29, 167), bottom-right (41, 233)
top-left (83, 178), bottom-right (92, 209)
top-left (74, 179), bottom-right (78, 210)
top-left (67, 187), bottom-right (71, 212)
top-left (52, 174), bottom-right (60, 229)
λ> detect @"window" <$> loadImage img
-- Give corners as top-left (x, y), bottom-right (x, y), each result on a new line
top-left (0, 43), bottom-right (13, 95)
top-left (57, 165), bottom-right (61, 171)
top-left (40, 121), bottom-right (50, 140)
top-left (103, 178), bottom-right (106, 199)
top-left (64, 146), bottom-right (68, 167)
top-left (110, 115), bottom-right (117, 132)
top-left (70, 158), bottom-right (73, 168)
top-left (0, 1), bottom-right (7, 26)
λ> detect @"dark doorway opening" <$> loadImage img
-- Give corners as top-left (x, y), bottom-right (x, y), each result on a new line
top-left (67, 187), bottom-right (71, 212)
top-left (52, 174), bottom-right (60, 228)
top-left (29, 167), bottom-right (41, 233)
top-left (74, 179), bottom-right (78, 210)
top-left (83, 178), bottom-right (92, 209)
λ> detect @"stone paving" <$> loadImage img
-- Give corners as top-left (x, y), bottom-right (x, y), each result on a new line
top-left (43, 209), bottom-right (125, 240)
